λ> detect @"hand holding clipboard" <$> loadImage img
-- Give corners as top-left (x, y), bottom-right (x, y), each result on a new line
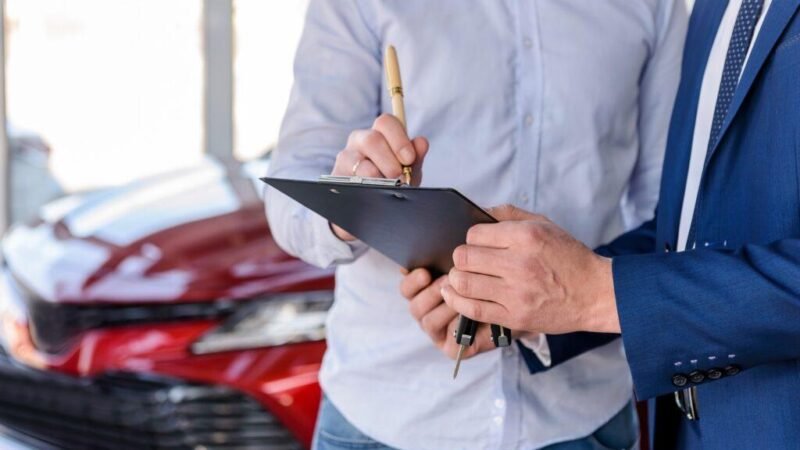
top-left (264, 45), bottom-right (511, 380)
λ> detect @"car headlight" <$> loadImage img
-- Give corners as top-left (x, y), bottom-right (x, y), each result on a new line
top-left (190, 291), bottom-right (333, 355)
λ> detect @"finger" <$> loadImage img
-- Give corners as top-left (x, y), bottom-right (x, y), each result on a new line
top-left (353, 129), bottom-right (404, 178)
top-left (448, 268), bottom-right (508, 302)
top-left (486, 204), bottom-right (545, 222)
top-left (373, 113), bottom-right (415, 166)
top-left (408, 276), bottom-right (448, 320)
top-left (411, 136), bottom-right (429, 161)
top-left (354, 159), bottom-right (382, 178)
top-left (441, 282), bottom-right (508, 325)
top-left (332, 148), bottom-right (362, 177)
top-left (466, 220), bottom-right (542, 248)
top-left (399, 268), bottom-right (432, 299)
top-left (451, 244), bottom-right (509, 277)
top-left (410, 136), bottom-right (429, 186)
top-left (419, 302), bottom-right (459, 342)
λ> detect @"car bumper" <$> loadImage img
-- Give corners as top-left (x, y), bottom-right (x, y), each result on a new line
top-left (0, 348), bottom-right (303, 450)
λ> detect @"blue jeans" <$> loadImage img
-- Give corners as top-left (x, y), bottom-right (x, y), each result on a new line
top-left (312, 396), bottom-right (639, 450)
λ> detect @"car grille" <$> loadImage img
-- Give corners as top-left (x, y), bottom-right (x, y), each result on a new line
top-left (0, 356), bottom-right (302, 450)
top-left (7, 272), bottom-right (238, 354)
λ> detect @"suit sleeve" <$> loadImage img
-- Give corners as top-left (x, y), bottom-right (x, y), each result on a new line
top-left (613, 238), bottom-right (800, 399)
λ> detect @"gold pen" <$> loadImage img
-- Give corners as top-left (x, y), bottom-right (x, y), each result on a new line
top-left (384, 45), bottom-right (412, 186)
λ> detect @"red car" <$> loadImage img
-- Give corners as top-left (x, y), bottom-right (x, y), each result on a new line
top-left (0, 157), bottom-right (333, 449)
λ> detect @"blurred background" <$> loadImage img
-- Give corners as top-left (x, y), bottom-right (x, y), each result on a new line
top-left (4, 0), bottom-right (308, 224)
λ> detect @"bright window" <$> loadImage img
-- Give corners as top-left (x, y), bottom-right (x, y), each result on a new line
top-left (233, 0), bottom-right (309, 161)
top-left (6, 0), bottom-right (204, 193)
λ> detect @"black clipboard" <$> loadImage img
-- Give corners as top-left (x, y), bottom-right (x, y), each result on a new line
top-left (262, 176), bottom-right (496, 274)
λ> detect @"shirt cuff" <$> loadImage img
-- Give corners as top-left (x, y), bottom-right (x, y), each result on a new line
top-left (518, 334), bottom-right (552, 367)
top-left (308, 211), bottom-right (368, 266)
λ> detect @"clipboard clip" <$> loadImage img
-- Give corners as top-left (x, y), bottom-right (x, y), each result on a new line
top-left (319, 175), bottom-right (404, 187)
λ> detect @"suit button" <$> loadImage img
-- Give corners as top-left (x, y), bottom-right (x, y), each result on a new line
top-left (688, 370), bottom-right (705, 384)
top-left (724, 365), bottom-right (741, 376)
top-left (672, 373), bottom-right (689, 387)
top-left (706, 368), bottom-right (723, 380)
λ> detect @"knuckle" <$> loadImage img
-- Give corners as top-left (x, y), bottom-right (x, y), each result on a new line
top-left (363, 130), bottom-right (383, 148)
top-left (363, 163), bottom-right (381, 178)
top-left (497, 204), bottom-right (514, 216)
top-left (408, 301), bottom-right (422, 320)
top-left (334, 150), bottom-right (349, 166)
top-left (345, 129), bottom-right (363, 147)
top-left (520, 223), bottom-right (540, 245)
top-left (449, 270), bottom-right (469, 296)
top-left (464, 300), bottom-right (481, 321)
top-left (373, 113), bottom-right (393, 130)
top-left (420, 315), bottom-right (435, 335)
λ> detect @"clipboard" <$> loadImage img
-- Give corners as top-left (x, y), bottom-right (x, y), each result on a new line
top-left (262, 176), bottom-right (496, 275)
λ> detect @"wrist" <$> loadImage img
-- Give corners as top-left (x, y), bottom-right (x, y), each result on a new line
top-left (583, 256), bottom-right (621, 333)
top-left (330, 222), bottom-right (355, 242)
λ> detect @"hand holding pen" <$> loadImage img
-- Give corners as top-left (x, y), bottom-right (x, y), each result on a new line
top-left (329, 45), bottom-right (428, 241)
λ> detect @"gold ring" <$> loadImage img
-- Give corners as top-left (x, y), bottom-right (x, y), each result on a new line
top-left (352, 160), bottom-right (362, 176)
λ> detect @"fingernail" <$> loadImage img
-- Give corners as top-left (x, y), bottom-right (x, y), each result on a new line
top-left (399, 146), bottom-right (415, 165)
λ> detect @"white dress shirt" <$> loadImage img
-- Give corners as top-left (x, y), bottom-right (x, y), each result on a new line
top-left (677, 0), bottom-right (772, 252)
top-left (266, 1), bottom-right (687, 448)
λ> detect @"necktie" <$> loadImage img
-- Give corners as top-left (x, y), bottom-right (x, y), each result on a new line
top-left (708, 0), bottom-right (765, 152)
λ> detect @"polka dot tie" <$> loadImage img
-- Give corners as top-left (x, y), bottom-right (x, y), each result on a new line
top-left (708, 0), bottom-right (765, 153)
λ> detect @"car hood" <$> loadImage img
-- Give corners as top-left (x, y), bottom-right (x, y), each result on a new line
top-left (2, 158), bottom-right (332, 304)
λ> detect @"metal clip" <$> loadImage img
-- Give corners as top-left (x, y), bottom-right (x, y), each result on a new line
top-left (318, 175), bottom-right (403, 187)
top-left (674, 387), bottom-right (700, 421)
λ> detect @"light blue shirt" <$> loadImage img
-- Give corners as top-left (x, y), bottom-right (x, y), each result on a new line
top-left (266, 1), bottom-right (687, 449)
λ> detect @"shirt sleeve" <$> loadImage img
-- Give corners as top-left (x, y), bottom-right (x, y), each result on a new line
top-left (622, 0), bottom-right (688, 229)
top-left (265, 0), bottom-right (380, 268)
top-left (518, 334), bottom-right (552, 367)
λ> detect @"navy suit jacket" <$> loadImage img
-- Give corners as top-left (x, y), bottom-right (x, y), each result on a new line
top-left (521, 0), bottom-right (800, 448)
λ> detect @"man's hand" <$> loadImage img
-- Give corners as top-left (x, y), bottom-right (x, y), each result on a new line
top-left (441, 205), bottom-right (621, 334)
top-left (400, 268), bottom-right (493, 360)
top-left (331, 114), bottom-right (429, 241)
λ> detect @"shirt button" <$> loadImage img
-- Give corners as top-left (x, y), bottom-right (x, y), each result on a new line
top-left (494, 399), bottom-right (505, 409)
top-left (503, 348), bottom-right (513, 357)
top-left (493, 416), bottom-right (504, 425)
top-left (524, 114), bottom-right (534, 126)
top-left (520, 193), bottom-right (529, 203)
top-left (523, 36), bottom-right (533, 48)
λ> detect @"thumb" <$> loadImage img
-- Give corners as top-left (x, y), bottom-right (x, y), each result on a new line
top-left (410, 136), bottom-right (429, 186)
top-left (412, 136), bottom-right (429, 161)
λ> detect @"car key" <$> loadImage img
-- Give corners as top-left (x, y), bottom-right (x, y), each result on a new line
top-left (452, 315), bottom-right (478, 379)
top-left (452, 315), bottom-right (512, 379)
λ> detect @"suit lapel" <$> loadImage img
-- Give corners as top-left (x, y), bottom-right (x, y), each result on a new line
top-left (660, 1), bottom-right (729, 245)
top-left (706, 0), bottom-right (800, 162)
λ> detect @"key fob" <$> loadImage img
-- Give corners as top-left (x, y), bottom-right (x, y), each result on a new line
top-left (454, 315), bottom-right (478, 346)
top-left (490, 324), bottom-right (512, 347)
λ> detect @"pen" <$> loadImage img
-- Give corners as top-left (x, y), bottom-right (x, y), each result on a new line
top-left (384, 45), bottom-right (412, 186)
